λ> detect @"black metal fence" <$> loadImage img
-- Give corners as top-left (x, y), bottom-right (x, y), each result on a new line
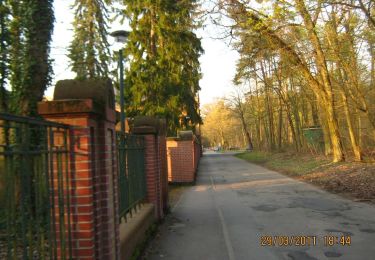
top-left (0, 113), bottom-right (73, 260)
top-left (0, 112), bottom-right (149, 257)
top-left (117, 132), bottom-right (146, 220)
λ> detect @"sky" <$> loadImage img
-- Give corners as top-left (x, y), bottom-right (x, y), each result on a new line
top-left (49, 1), bottom-right (239, 106)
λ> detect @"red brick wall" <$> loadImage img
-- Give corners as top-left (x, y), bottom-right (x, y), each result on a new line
top-left (167, 140), bottom-right (197, 183)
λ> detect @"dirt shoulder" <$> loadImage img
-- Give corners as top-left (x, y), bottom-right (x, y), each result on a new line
top-left (140, 184), bottom-right (190, 259)
top-left (236, 151), bottom-right (375, 204)
top-left (168, 184), bottom-right (189, 210)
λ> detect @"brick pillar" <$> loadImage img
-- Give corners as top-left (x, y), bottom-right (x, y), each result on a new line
top-left (132, 118), bottom-right (167, 219)
top-left (193, 139), bottom-right (199, 173)
top-left (157, 119), bottom-right (168, 214)
top-left (38, 99), bottom-right (119, 259)
top-left (193, 135), bottom-right (202, 175)
top-left (167, 132), bottom-right (198, 184)
top-left (192, 140), bottom-right (196, 173)
top-left (144, 133), bottom-right (162, 219)
top-left (158, 134), bottom-right (168, 213)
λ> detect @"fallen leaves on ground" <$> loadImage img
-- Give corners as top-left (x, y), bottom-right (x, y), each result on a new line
top-left (297, 163), bottom-right (375, 203)
top-left (237, 151), bottom-right (375, 204)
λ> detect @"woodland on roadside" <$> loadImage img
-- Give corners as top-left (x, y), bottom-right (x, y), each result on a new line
top-left (202, 0), bottom-right (375, 163)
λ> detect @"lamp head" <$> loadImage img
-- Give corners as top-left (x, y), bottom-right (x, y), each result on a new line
top-left (110, 30), bottom-right (130, 43)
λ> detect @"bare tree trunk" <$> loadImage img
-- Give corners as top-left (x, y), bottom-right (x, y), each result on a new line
top-left (260, 61), bottom-right (275, 150)
top-left (255, 78), bottom-right (262, 149)
top-left (295, 0), bottom-right (345, 162)
top-left (286, 104), bottom-right (300, 152)
top-left (319, 104), bottom-right (332, 156)
top-left (370, 42), bottom-right (374, 89)
top-left (245, 129), bottom-right (253, 150)
top-left (341, 91), bottom-right (362, 161)
top-left (323, 97), bottom-right (344, 161)
top-left (310, 99), bottom-right (319, 126)
top-left (301, 97), bottom-right (309, 126)
top-left (241, 128), bottom-right (247, 148)
top-left (358, 112), bottom-right (362, 148)
top-left (239, 113), bottom-right (253, 150)
top-left (266, 91), bottom-right (275, 150)
top-left (290, 79), bottom-right (304, 149)
top-left (220, 129), bottom-right (225, 149)
top-left (278, 98), bottom-right (283, 149)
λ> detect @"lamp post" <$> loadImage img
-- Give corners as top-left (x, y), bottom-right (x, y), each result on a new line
top-left (110, 30), bottom-right (130, 134)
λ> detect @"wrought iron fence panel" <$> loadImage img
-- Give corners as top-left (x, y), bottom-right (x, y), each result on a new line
top-left (0, 113), bottom-right (73, 260)
top-left (116, 132), bottom-right (146, 220)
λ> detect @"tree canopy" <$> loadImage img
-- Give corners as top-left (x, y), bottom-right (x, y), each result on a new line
top-left (0, 0), bottom-right (54, 116)
top-left (205, 0), bottom-right (375, 162)
top-left (69, 0), bottom-right (112, 80)
top-left (0, 0), bottom-right (204, 129)
top-left (122, 0), bottom-right (203, 135)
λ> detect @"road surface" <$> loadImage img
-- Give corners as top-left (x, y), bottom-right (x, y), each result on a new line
top-left (146, 152), bottom-right (375, 260)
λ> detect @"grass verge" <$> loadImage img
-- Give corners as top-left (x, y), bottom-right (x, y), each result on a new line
top-left (236, 151), bottom-right (333, 176)
top-left (236, 151), bottom-right (375, 203)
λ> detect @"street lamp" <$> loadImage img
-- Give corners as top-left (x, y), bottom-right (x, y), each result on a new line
top-left (110, 30), bottom-right (130, 134)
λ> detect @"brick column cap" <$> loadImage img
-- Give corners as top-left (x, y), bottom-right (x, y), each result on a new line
top-left (132, 126), bottom-right (157, 135)
top-left (38, 99), bottom-right (116, 123)
top-left (132, 116), bottom-right (166, 136)
top-left (38, 99), bottom-right (97, 115)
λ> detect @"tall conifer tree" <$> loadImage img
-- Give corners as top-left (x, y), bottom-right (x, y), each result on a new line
top-left (0, 0), bottom-right (10, 112)
top-left (8, 0), bottom-right (24, 113)
top-left (20, 0), bottom-right (54, 116)
top-left (69, 0), bottom-right (112, 79)
top-left (6, 0), bottom-right (54, 116)
top-left (123, 0), bottom-right (203, 134)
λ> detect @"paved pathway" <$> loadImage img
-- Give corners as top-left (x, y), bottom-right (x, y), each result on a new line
top-left (147, 152), bottom-right (375, 260)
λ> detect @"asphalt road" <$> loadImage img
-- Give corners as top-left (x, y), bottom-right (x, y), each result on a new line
top-left (147, 152), bottom-right (375, 260)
